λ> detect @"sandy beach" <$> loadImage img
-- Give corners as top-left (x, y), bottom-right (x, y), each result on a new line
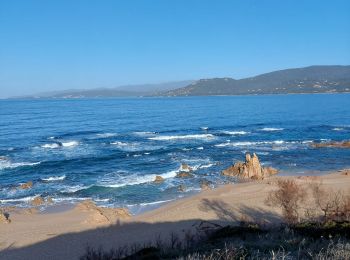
top-left (1, 169), bottom-right (349, 260)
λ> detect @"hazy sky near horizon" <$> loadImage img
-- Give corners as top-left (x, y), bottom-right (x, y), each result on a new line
top-left (0, 0), bottom-right (349, 98)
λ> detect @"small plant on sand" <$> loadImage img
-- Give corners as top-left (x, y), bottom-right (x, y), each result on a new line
top-left (311, 182), bottom-right (350, 222)
top-left (265, 179), bottom-right (306, 224)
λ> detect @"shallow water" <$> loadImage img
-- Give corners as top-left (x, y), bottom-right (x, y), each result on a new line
top-left (0, 94), bottom-right (350, 212)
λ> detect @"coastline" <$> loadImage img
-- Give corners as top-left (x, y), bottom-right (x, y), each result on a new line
top-left (1, 168), bottom-right (349, 260)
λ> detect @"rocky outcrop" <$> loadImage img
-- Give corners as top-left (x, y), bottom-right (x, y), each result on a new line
top-left (311, 140), bottom-right (350, 148)
top-left (154, 176), bottom-right (164, 183)
top-left (222, 153), bottom-right (278, 180)
top-left (0, 210), bottom-right (10, 224)
top-left (19, 181), bottom-right (33, 190)
top-left (76, 200), bottom-right (131, 224)
top-left (180, 163), bottom-right (193, 172)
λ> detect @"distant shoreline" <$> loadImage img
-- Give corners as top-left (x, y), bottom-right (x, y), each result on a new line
top-left (3, 91), bottom-right (350, 100)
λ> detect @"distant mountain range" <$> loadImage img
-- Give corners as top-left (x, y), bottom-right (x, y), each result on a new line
top-left (163, 65), bottom-right (350, 96)
top-left (15, 65), bottom-right (350, 98)
top-left (19, 80), bottom-right (194, 99)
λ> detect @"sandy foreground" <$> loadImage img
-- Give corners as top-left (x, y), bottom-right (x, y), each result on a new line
top-left (1, 170), bottom-right (349, 260)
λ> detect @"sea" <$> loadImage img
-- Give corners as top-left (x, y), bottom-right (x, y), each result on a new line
top-left (0, 94), bottom-right (350, 213)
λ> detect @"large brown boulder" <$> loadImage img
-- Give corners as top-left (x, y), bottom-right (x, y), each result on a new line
top-left (311, 140), bottom-right (350, 148)
top-left (222, 153), bottom-right (278, 180)
top-left (19, 181), bottom-right (33, 190)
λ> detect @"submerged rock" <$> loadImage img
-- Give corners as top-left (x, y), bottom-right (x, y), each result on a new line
top-left (176, 172), bottom-right (193, 178)
top-left (19, 181), bottom-right (33, 190)
top-left (222, 153), bottom-right (278, 180)
top-left (178, 184), bottom-right (186, 192)
top-left (154, 175), bottom-right (164, 183)
top-left (311, 140), bottom-right (350, 148)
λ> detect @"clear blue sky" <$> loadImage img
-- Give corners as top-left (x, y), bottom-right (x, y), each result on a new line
top-left (0, 0), bottom-right (349, 98)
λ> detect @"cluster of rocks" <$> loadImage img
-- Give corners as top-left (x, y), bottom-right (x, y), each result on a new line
top-left (222, 153), bottom-right (278, 180)
top-left (311, 140), bottom-right (350, 148)
top-left (153, 163), bottom-right (212, 191)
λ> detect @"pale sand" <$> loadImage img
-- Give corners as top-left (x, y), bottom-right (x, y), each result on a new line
top-left (0, 170), bottom-right (349, 260)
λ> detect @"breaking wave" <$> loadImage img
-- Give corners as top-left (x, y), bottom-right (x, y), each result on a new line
top-left (221, 131), bottom-right (249, 135)
top-left (41, 175), bottom-right (66, 181)
top-left (0, 160), bottom-right (41, 170)
top-left (97, 170), bottom-right (178, 188)
top-left (260, 127), bottom-right (284, 132)
top-left (149, 134), bottom-right (215, 141)
top-left (96, 133), bottom-right (118, 138)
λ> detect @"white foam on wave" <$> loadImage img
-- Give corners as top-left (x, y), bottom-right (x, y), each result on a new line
top-left (111, 141), bottom-right (161, 152)
top-left (96, 133), bottom-right (118, 138)
top-left (41, 143), bottom-right (60, 149)
top-left (0, 160), bottom-right (41, 170)
top-left (260, 127), bottom-right (284, 132)
top-left (215, 140), bottom-right (287, 147)
top-left (62, 184), bottom-right (92, 193)
top-left (98, 170), bottom-right (178, 188)
top-left (198, 163), bottom-right (215, 169)
top-left (133, 131), bottom-right (156, 136)
top-left (222, 131), bottom-right (249, 135)
top-left (197, 147), bottom-right (204, 150)
top-left (200, 127), bottom-right (209, 130)
top-left (149, 134), bottom-right (215, 141)
top-left (41, 175), bottom-right (66, 181)
top-left (41, 140), bottom-right (79, 148)
top-left (0, 195), bottom-right (38, 203)
top-left (138, 199), bottom-right (174, 206)
top-left (332, 127), bottom-right (344, 131)
top-left (61, 141), bottom-right (79, 147)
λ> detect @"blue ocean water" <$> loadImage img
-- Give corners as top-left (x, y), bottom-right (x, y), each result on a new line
top-left (0, 94), bottom-right (350, 213)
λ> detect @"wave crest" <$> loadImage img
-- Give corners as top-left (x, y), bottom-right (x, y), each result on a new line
top-left (149, 134), bottom-right (215, 141)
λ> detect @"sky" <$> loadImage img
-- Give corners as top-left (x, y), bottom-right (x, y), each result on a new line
top-left (0, 0), bottom-right (349, 98)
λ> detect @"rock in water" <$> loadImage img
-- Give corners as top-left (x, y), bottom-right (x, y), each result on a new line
top-left (30, 196), bottom-right (45, 206)
top-left (19, 181), bottom-right (33, 189)
top-left (200, 179), bottom-right (212, 190)
top-left (222, 153), bottom-right (278, 180)
top-left (311, 140), bottom-right (350, 148)
top-left (154, 175), bottom-right (164, 183)
top-left (180, 163), bottom-right (193, 172)
top-left (178, 184), bottom-right (186, 192)
top-left (176, 172), bottom-right (193, 178)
